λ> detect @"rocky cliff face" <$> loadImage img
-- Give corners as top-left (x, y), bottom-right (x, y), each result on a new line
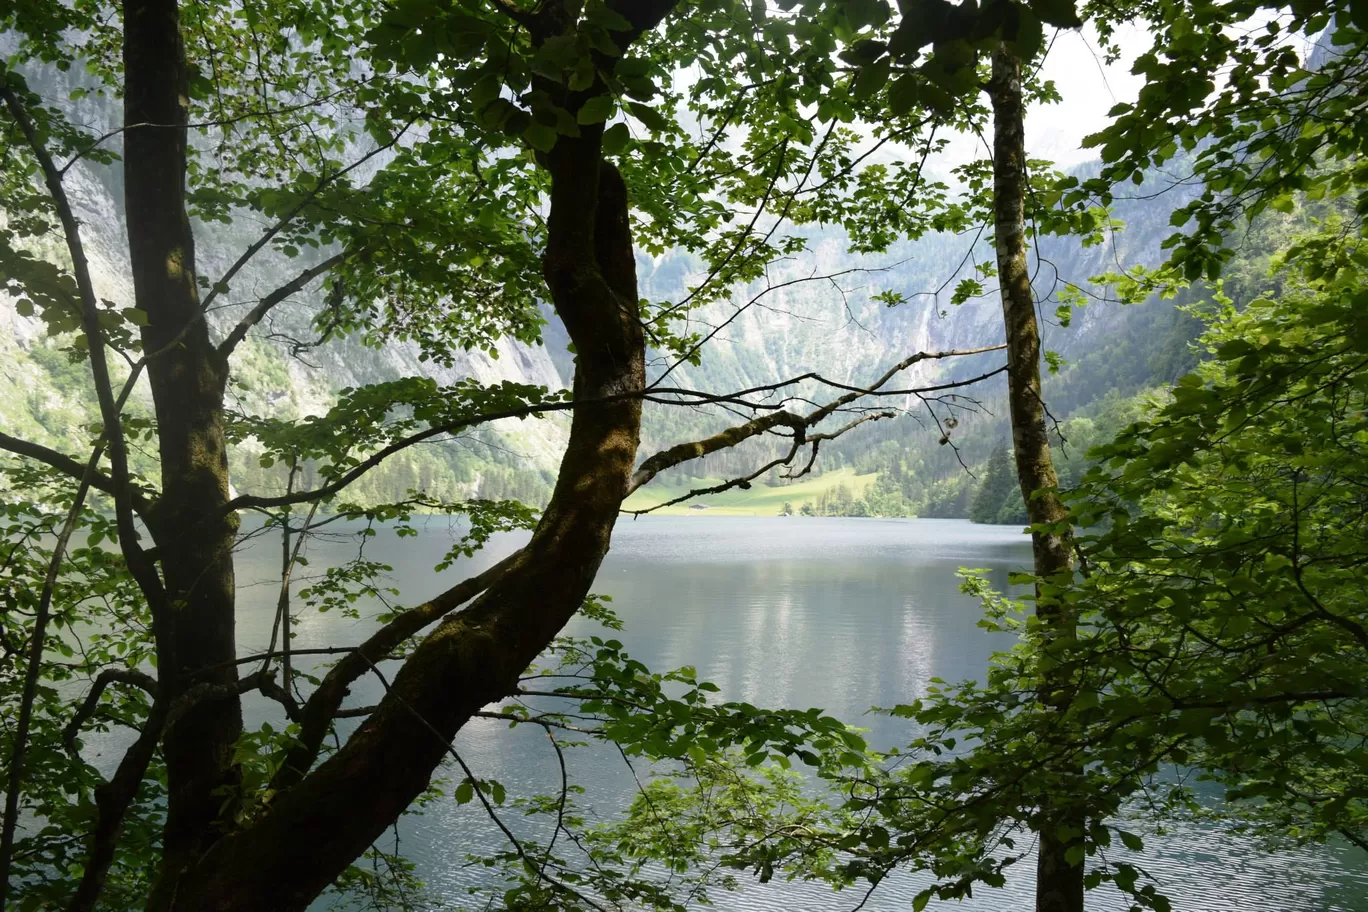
top-left (2, 56), bottom-right (1184, 501)
top-left (1, 60), bottom-right (572, 500)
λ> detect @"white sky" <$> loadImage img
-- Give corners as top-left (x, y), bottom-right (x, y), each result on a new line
top-left (1026, 24), bottom-right (1152, 168)
top-left (1019, 17), bottom-right (1322, 169)
top-left (901, 23), bottom-right (1155, 178)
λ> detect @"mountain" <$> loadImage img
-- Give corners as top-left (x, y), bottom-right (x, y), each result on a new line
top-left (1, 58), bottom-right (569, 506)
top-left (1, 58), bottom-right (1201, 513)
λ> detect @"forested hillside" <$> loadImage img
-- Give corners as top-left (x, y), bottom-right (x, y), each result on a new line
top-left (3, 135), bottom-right (1198, 515)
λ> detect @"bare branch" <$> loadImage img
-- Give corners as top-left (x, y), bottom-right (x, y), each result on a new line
top-left (629, 346), bottom-right (1005, 496)
top-left (219, 401), bottom-right (580, 514)
top-left (57, 78), bottom-right (376, 176)
top-left (223, 346), bottom-right (1004, 516)
top-left (627, 411), bottom-right (898, 515)
top-left (628, 411), bottom-right (807, 494)
top-left (1, 455), bottom-right (101, 908)
top-left (198, 123), bottom-right (412, 317)
top-left (332, 705), bottom-right (378, 719)
top-left (351, 656), bottom-right (613, 912)
top-left (217, 252), bottom-right (349, 357)
top-left (0, 431), bottom-right (155, 517)
top-left (162, 670), bottom-right (282, 736)
top-left (0, 81), bottom-right (167, 616)
top-left (61, 668), bottom-right (159, 755)
top-left (65, 695), bottom-right (167, 912)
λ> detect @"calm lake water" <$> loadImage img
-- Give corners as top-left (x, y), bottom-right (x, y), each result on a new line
top-left (223, 516), bottom-right (1368, 911)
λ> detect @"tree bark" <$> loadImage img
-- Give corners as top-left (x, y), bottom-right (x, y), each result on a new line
top-left (987, 45), bottom-right (1084, 912)
top-left (78, 2), bottom-right (675, 908)
top-left (162, 124), bottom-right (646, 912)
top-left (122, 0), bottom-right (242, 900)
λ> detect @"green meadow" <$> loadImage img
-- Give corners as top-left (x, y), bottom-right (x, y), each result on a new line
top-left (623, 466), bottom-right (880, 516)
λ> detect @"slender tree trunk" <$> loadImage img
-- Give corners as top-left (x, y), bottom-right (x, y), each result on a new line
top-left (987, 44), bottom-right (1084, 912)
top-left (122, 0), bottom-right (243, 901)
top-left (0, 462), bottom-right (100, 912)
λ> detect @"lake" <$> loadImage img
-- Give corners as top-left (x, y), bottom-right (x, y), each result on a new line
top-left (225, 516), bottom-right (1368, 911)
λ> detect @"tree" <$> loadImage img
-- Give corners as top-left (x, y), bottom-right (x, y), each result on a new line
top-left (969, 441), bottom-right (1018, 524)
top-left (845, 220), bottom-right (1368, 912)
top-left (856, 2), bottom-right (1088, 905)
top-left (985, 38), bottom-right (1084, 911)
top-left (0, 0), bottom-right (1008, 908)
top-left (781, 3), bottom-right (1368, 911)
top-left (591, 5), bottom-right (1368, 912)
top-left (1058, 229), bottom-right (1368, 854)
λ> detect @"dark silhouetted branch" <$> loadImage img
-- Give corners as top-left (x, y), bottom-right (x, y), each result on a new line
top-left (62, 668), bottom-right (159, 754)
top-left (217, 252), bottom-right (348, 357)
top-left (272, 550), bottom-right (523, 790)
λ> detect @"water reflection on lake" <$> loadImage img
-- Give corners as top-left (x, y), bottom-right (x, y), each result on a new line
top-left (226, 516), bottom-right (1368, 912)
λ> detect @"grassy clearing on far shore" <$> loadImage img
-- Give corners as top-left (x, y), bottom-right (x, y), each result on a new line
top-left (623, 466), bottom-right (879, 516)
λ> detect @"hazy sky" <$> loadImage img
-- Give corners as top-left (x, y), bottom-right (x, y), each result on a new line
top-left (909, 23), bottom-right (1153, 179)
top-left (1027, 24), bottom-right (1151, 167)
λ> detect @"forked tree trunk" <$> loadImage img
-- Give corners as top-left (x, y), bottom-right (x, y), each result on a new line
top-left (987, 44), bottom-right (1084, 912)
top-left (109, 0), bottom-right (664, 905)
top-left (158, 128), bottom-right (646, 912)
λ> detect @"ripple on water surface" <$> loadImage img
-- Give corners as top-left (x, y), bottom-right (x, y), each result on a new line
top-left (222, 516), bottom-right (1368, 912)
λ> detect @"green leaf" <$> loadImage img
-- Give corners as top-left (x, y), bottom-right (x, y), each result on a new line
top-left (1011, 10), bottom-right (1044, 61)
top-left (577, 94), bottom-right (616, 124)
top-left (1351, 0), bottom-right (1368, 30)
top-left (887, 73), bottom-right (920, 116)
top-left (601, 122), bottom-right (631, 154)
top-left (853, 57), bottom-right (891, 101)
top-left (844, 0), bottom-right (890, 30)
top-left (1028, 0), bottom-right (1082, 28)
top-left (523, 122), bottom-right (559, 152)
top-left (584, 1), bottom-right (633, 30)
top-left (626, 101), bottom-right (670, 133)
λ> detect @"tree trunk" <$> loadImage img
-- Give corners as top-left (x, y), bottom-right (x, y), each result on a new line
top-left (162, 134), bottom-right (645, 912)
top-left (987, 44), bottom-right (1084, 912)
top-left (122, 0), bottom-right (242, 901)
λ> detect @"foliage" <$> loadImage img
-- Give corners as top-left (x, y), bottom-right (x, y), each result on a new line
top-left (2, 0), bottom-right (998, 906)
top-left (969, 441), bottom-right (1026, 525)
top-left (1083, 0), bottom-right (1368, 282)
top-left (760, 221), bottom-right (1368, 911)
top-left (0, 466), bottom-right (160, 911)
top-left (1061, 223), bottom-right (1368, 851)
top-left (5, 0), bottom-right (1368, 907)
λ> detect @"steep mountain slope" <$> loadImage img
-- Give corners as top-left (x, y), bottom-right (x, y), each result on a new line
top-left (617, 162), bottom-right (1201, 498)
top-left (1, 60), bottom-right (567, 505)
top-left (2, 57), bottom-right (1196, 510)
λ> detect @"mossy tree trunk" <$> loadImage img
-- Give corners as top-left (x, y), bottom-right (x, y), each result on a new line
top-left (139, 2), bottom-right (661, 907)
top-left (121, 0), bottom-right (243, 901)
top-left (988, 43), bottom-right (1084, 912)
